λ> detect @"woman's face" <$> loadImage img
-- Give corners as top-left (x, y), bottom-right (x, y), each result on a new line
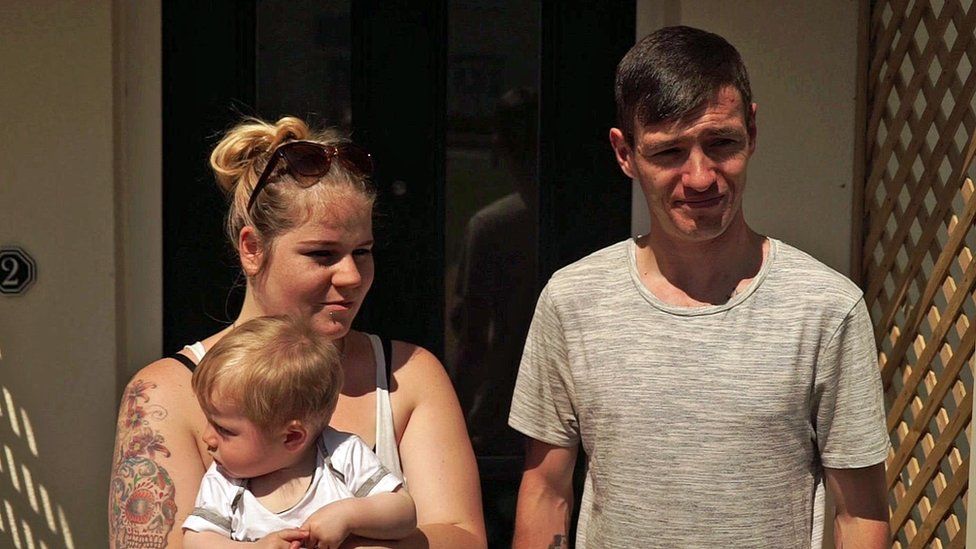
top-left (251, 199), bottom-right (374, 339)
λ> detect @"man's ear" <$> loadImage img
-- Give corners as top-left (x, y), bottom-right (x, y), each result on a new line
top-left (609, 128), bottom-right (637, 179)
top-left (747, 103), bottom-right (758, 155)
top-left (238, 226), bottom-right (263, 277)
top-left (282, 421), bottom-right (309, 451)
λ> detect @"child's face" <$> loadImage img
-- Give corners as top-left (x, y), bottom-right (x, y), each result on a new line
top-left (201, 402), bottom-right (288, 479)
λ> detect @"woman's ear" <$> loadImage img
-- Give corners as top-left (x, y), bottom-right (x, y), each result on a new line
top-left (282, 421), bottom-right (309, 451)
top-left (238, 226), bottom-right (263, 276)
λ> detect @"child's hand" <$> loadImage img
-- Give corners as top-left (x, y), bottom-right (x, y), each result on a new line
top-left (300, 501), bottom-right (354, 549)
top-left (254, 527), bottom-right (308, 549)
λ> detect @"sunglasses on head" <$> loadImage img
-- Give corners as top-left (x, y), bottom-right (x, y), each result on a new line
top-left (246, 140), bottom-right (374, 212)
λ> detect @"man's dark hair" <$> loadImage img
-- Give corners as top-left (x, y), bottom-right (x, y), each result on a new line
top-left (615, 26), bottom-right (752, 143)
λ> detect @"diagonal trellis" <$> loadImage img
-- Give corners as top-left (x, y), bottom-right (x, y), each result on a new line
top-left (861, 0), bottom-right (976, 547)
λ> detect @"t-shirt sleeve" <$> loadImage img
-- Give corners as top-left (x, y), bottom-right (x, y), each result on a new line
top-left (508, 283), bottom-right (580, 447)
top-left (813, 297), bottom-right (891, 468)
top-left (181, 468), bottom-right (235, 536)
top-left (334, 435), bottom-right (402, 497)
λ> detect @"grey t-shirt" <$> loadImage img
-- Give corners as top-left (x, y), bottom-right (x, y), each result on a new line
top-left (509, 238), bottom-right (890, 548)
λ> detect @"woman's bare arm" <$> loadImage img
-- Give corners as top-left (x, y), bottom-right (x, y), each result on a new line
top-left (108, 359), bottom-right (208, 549)
top-left (341, 343), bottom-right (486, 549)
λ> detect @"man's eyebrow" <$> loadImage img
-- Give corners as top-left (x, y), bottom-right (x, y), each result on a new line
top-left (705, 127), bottom-right (747, 139)
top-left (640, 136), bottom-right (683, 152)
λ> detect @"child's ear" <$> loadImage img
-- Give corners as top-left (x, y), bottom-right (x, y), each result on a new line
top-left (282, 420), bottom-right (309, 451)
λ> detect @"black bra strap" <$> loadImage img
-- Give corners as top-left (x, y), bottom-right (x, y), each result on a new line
top-left (382, 338), bottom-right (393, 384)
top-left (170, 353), bottom-right (197, 372)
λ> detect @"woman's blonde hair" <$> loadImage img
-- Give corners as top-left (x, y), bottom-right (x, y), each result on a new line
top-left (191, 315), bottom-right (343, 434)
top-left (209, 116), bottom-right (375, 272)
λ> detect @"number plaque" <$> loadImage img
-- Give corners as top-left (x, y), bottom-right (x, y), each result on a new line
top-left (0, 247), bottom-right (37, 296)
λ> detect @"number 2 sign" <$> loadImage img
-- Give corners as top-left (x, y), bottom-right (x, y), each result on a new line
top-left (0, 247), bottom-right (37, 296)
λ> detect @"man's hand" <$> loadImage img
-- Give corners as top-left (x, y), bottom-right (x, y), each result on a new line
top-left (301, 501), bottom-right (354, 549)
top-left (826, 463), bottom-right (890, 548)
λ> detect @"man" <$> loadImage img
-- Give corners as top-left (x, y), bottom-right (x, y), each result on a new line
top-left (508, 26), bottom-right (890, 548)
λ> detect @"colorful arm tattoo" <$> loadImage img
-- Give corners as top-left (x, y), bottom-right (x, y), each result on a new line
top-left (109, 380), bottom-right (177, 548)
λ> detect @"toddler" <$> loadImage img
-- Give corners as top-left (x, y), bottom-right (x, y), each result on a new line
top-left (181, 316), bottom-right (415, 548)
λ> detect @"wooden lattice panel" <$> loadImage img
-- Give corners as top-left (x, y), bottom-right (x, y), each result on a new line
top-left (863, 0), bottom-right (976, 547)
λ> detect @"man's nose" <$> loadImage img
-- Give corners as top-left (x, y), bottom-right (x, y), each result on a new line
top-left (682, 147), bottom-right (717, 191)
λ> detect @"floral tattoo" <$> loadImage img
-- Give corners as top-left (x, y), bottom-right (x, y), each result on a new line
top-left (109, 380), bottom-right (177, 548)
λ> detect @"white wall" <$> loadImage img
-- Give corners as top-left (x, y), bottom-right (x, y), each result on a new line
top-left (0, 1), bottom-right (161, 547)
top-left (633, 0), bottom-right (859, 277)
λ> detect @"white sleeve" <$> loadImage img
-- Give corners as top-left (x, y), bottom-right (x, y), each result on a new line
top-left (181, 466), bottom-right (235, 536)
top-left (332, 435), bottom-right (403, 497)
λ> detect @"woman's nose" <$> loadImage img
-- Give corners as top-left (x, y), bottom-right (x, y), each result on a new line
top-left (332, 255), bottom-right (362, 287)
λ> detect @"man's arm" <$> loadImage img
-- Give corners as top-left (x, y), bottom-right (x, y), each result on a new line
top-left (825, 463), bottom-right (889, 549)
top-left (512, 439), bottom-right (578, 549)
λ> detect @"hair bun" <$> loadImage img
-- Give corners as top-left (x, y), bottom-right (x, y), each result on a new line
top-left (209, 116), bottom-right (312, 195)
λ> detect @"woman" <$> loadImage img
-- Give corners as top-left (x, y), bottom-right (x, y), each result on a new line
top-left (108, 116), bottom-right (486, 548)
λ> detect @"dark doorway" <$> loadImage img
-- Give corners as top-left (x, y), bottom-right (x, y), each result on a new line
top-left (163, 2), bottom-right (633, 546)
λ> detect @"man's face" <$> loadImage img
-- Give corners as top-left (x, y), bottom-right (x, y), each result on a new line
top-left (610, 86), bottom-right (757, 244)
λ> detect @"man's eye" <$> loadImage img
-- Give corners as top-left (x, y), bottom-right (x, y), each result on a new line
top-left (353, 248), bottom-right (373, 257)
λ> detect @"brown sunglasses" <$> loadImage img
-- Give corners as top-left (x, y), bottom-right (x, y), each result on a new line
top-left (247, 140), bottom-right (374, 212)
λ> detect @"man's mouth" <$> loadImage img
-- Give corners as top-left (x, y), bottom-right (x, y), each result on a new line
top-left (677, 195), bottom-right (724, 208)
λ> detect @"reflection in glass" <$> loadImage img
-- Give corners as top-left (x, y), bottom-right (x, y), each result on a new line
top-left (445, 2), bottom-right (540, 546)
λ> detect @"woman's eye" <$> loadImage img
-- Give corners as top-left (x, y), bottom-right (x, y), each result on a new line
top-left (353, 248), bottom-right (373, 257)
top-left (305, 251), bottom-right (336, 262)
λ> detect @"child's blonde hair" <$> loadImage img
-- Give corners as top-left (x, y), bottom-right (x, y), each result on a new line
top-left (191, 315), bottom-right (342, 434)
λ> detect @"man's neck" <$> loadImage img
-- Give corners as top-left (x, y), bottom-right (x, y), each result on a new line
top-left (636, 221), bottom-right (767, 307)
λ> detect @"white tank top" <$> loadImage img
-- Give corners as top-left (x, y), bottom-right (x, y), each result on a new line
top-left (184, 333), bottom-right (403, 478)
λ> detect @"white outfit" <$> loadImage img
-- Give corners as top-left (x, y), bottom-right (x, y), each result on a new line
top-left (181, 428), bottom-right (401, 542)
top-left (183, 332), bottom-right (403, 479)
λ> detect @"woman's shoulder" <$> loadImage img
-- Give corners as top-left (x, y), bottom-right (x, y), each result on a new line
top-left (386, 339), bottom-right (456, 408)
top-left (121, 354), bottom-right (199, 414)
top-left (388, 339), bottom-right (443, 375)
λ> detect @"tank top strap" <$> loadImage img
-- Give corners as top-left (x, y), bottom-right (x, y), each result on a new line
top-left (184, 342), bottom-right (207, 363)
top-left (170, 341), bottom-right (206, 371)
top-left (366, 333), bottom-right (404, 480)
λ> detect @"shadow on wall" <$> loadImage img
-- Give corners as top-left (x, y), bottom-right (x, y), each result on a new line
top-left (0, 380), bottom-right (76, 549)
